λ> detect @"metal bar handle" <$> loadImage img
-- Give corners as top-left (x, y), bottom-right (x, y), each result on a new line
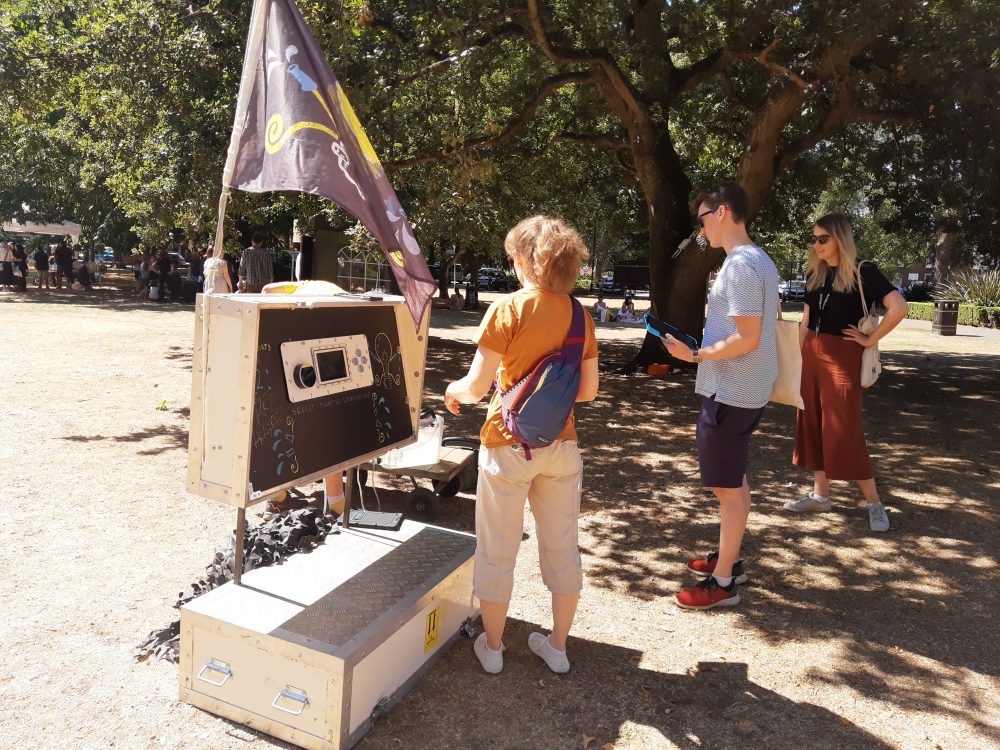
top-left (196, 658), bottom-right (232, 687)
top-left (272, 686), bottom-right (309, 716)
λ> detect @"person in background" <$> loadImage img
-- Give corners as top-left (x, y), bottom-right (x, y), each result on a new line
top-left (75, 261), bottom-right (92, 291)
top-left (616, 294), bottom-right (638, 322)
top-left (592, 294), bottom-right (609, 322)
top-left (661, 183), bottom-right (779, 611)
top-left (445, 215), bottom-right (599, 676)
top-left (0, 242), bottom-right (15, 291)
top-left (202, 245), bottom-right (233, 294)
top-left (54, 242), bottom-right (74, 289)
top-left (784, 213), bottom-right (908, 532)
top-left (238, 231), bottom-right (273, 293)
top-left (449, 283), bottom-right (465, 311)
top-left (34, 244), bottom-right (51, 289)
top-left (185, 239), bottom-right (204, 302)
top-left (12, 244), bottom-right (28, 290)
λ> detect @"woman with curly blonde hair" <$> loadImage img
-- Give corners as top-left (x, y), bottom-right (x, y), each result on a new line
top-left (785, 213), bottom-right (907, 531)
top-left (445, 215), bottom-right (599, 675)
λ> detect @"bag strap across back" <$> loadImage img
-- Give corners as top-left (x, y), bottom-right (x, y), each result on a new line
top-left (560, 296), bottom-right (587, 369)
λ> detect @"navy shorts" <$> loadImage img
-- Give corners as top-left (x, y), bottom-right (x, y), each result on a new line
top-left (695, 395), bottom-right (765, 489)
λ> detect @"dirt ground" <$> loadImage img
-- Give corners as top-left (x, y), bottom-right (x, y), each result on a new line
top-left (1, 275), bottom-right (998, 750)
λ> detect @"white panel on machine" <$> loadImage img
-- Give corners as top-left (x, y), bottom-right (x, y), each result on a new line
top-left (281, 334), bottom-right (374, 402)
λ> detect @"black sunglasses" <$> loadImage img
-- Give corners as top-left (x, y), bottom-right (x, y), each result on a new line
top-left (697, 208), bottom-right (716, 226)
top-left (810, 234), bottom-right (831, 245)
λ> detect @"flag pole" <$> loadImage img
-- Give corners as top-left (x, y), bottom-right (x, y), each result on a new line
top-left (214, 0), bottom-right (271, 259)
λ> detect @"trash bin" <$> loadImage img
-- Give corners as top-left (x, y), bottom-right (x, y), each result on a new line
top-left (932, 300), bottom-right (959, 336)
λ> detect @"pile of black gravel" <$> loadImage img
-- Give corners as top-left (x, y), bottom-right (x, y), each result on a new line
top-left (135, 506), bottom-right (337, 664)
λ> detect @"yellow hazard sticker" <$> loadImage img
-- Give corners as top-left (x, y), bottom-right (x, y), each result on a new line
top-left (424, 607), bottom-right (440, 653)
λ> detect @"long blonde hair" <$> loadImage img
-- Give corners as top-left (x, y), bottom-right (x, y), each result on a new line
top-left (806, 213), bottom-right (860, 293)
top-left (504, 216), bottom-right (589, 294)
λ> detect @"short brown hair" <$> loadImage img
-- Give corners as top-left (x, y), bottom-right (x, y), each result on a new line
top-left (504, 216), bottom-right (589, 294)
top-left (692, 183), bottom-right (750, 223)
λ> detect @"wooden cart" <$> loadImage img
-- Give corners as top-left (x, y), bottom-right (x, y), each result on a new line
top-left (360, 437), bottom-right (478, 521)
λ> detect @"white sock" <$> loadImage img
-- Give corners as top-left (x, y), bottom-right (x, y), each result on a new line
top-left (811, 491), bottom-right (830, 501)
top-left (543, 638), bottom-right (565, 656)
top-left (486, 642), bottom-right (503, 656)
top-left (712, 574), bottom-right (734, 588)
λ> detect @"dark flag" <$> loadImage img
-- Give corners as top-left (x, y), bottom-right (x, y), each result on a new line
top-left (219, 0), bottom-right (435, 326)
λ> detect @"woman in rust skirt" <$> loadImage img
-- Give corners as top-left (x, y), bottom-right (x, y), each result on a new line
top-left (785, 214), bottom-right (907, 531)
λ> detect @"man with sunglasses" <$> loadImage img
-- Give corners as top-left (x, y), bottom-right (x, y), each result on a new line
top-left (660, 182), bottom-right (779, 610)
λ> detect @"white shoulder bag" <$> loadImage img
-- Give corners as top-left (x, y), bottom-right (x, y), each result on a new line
top-left (857, 262), bottom-right (882, 388)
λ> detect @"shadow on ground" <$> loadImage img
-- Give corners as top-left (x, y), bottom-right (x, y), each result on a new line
top-left (362, 620), bottom-right (893, 750)
top-left (411, 334), bottom-right (1000, 740)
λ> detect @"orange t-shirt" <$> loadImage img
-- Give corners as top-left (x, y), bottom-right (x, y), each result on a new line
top-left (475, 288), bottom-right (598, 448)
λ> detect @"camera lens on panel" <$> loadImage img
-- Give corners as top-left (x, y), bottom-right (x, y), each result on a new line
top-left (294, 364), bottom-right (317, 389)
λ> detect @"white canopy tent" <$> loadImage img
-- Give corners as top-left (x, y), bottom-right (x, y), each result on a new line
top-left (2, 220), bottom-right (82, 244)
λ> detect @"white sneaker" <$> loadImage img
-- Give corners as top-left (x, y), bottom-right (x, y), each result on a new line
top-left (528, 632), bottom-right (570, 673)
top-left (473, 633), bottom-right (504, 674)
top-left (868, 502), bottom-right (890, 532)
top-left (783, 491), bottom-right (832, 513)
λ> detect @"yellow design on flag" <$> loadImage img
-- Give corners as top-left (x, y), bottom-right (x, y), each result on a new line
top-left (337, 84), bottom-right (383, 171)
top-left (265, 113), bottom-right (339, 154)
top-left (388, 250), bottom-right (405, 267)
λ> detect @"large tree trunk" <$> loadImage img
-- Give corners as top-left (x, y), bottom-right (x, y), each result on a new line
top-left (933, 228), bottom-right (957, 285)
top-left (639, 131), bottom-right (723, 338)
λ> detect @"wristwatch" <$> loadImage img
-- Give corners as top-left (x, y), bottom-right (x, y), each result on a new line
top-left (692, 348), bottom-right (701, 363)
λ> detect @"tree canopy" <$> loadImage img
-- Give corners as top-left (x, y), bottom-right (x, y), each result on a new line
top-left (3, 0), bottom-right (998, 328)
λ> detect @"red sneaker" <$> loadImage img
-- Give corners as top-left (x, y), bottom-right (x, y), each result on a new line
top-left (674, 577), bottom-right (741, 610)
top-left (685, 552), bottom-right (748, 584)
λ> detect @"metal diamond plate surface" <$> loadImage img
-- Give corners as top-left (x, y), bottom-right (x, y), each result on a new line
top-left (274, 527), bottom-right (474, 651)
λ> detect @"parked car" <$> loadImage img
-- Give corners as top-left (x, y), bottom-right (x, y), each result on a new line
top-left (429, 263), bottom-right (464, 286)
top-left (780, 280), bottom-right (805, 302)
top-left (476, 267), bottom-right (515, 291)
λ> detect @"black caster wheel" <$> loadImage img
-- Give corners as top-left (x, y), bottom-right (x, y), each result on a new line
top-left (436, 475), bottom-right (462, 498)
top-left (407, 488), bottom-right (440, 521)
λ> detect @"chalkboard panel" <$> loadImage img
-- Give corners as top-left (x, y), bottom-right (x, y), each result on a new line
top-left (248, 304), bottom-right (414, 495)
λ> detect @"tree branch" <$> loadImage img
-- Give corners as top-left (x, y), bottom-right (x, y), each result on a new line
top-left (392, 22), bottom-right (526, 86)
top-left (756, 39), bottom-right (814, 90)
top-left (674, 48), bottom-right (734, 96)
top-left (390, 71), bottom-right (594, 168)
top-left (526, 0), bottom-right (646, 123)
top-left (549, 132), bottom-right (630, 150)
top-left (775, 83), bottom-right (856, 175)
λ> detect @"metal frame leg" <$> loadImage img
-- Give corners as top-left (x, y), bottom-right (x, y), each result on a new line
top-left (233, 507), bottom-right (247, 586)
top-left (343, 467), bottom-right (355, 529)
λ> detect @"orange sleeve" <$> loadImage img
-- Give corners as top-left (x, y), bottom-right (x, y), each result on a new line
top-left (475, 299), bottom-right (516, 354)
top-left (583, 312), bottom-right (598, 360)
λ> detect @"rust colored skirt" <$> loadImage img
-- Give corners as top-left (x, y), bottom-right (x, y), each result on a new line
top-left (793, 331), bottom-right (873, 481)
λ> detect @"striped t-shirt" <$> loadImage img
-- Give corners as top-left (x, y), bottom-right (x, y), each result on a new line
top-left (695, 244), bottom-right (779, 409)
top-left (238, 245), bottom-right (274, 287)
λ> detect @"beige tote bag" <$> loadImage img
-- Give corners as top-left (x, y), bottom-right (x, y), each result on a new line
top-left (857, 262), bottom-right (882, 388)
top-left (770, 307), bottom-right (805, 409)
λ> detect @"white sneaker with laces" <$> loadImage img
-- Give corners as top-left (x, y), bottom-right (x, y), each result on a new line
top-left (473, 633), bottom-right (503, 673)
top-left (783, 491), bottom-right (832, 513)
top-left (868, 502), bottom-right (890, 532)
top-left (528, 632), bottom-right (570, 673)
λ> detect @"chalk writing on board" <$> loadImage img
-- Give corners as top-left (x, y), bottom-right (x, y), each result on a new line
top-left (273, 416), bottom-right (299, 477)
top-left (373, 333), bottom-right (401, 389)
top-left (373, 392), bottom-right (392, 443)
top-left (253, 366), bottom-right (281, 450)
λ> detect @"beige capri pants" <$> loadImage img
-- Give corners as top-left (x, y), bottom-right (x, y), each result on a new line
top-left (473, 440), bottom-right (584, 602)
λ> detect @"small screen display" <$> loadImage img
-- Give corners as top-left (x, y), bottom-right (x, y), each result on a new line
top-left (315, 349), bottom-right (348, 383)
